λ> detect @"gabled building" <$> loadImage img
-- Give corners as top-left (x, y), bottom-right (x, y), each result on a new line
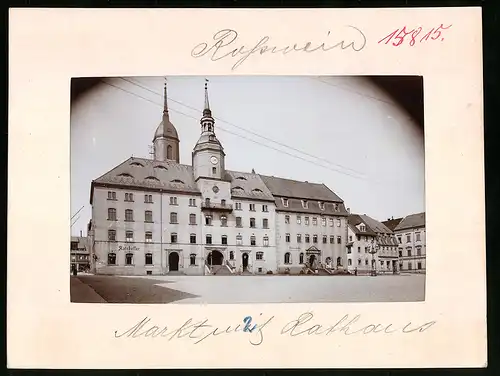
top-left (394, 212), bottom-right (426, 273)
top-left (88, 80), bottom-right (349, 276)
top-left (347, 214), bottom-right (399, 274)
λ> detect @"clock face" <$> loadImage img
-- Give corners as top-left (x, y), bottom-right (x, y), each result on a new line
top-left (210, 156), bottom-right (218, 165)
top-left (212, 185), bottom-right (219, 193)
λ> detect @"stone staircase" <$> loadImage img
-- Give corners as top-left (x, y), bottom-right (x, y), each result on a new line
top-left (210, 265), bottom-right (233, 275)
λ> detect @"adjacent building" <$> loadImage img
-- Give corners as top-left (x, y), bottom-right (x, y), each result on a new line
top-left (88, 81), bottom-right (349, 276)
top-left (393, 212), bottom-right (426, 273)
top-left (346, 214), bottom-right (399, 274)
top-left (71, 235), bottom-right (90, 272)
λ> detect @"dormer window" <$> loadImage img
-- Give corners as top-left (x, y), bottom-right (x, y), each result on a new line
top-left (130, 162), bottom-right (144, 167)
top-left (252, 188), bottom-right (263, 193)
top-left (319, 201), bottom-right (325, 210)
top-left (118, 173), bottom-right (134, 178)
top-left (360, 225), bottom-right (366, 232)
top-left (145, 176), bottom-right (160, 182)
top-left (334, 203), bottom-right (340, 211)
top-left (236, 176), bottom-right (247, 181)
top-left (153, 165), bottom-right (168, 171)
top-left (302, 200), bottom-right (308, 209)
top-left (282, 198), bottom-right (289, 207)
top-left (170, 179), bottom-right (184, 184)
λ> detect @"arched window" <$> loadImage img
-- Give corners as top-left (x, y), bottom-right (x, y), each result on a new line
top-left (336, 257), bottom-right (342, 266)
top-left (299, 253), bottom-right (304, 264)
top-left (125, 253), bottom-right (134, 265)
top-left (229, 251), bottom-right (234, 260)
top-left (190, 254), bottom-right (196, 266)
top-left (108, 253), bottom-right (116, 265)
top-left (167, 145), bottom-right (173, 159)
top-left (284, 252), bottom-right (291, 264)
top-left (145, 253), bottom-right (153, 265)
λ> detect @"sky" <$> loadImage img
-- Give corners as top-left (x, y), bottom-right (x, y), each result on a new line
top-left (70, 76), bottom-right (425, 236)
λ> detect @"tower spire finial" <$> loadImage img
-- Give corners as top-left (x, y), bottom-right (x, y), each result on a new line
top-left (163, 77), bottom-right (169, 117)
top-left (204, 78), bottom-right (211, 115)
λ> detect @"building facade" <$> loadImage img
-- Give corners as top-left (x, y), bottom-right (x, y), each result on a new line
top-left (393, 212), bottom-right (426, 273)
top-left (346, 214), bottom-right (399, 275)
top-left (88, 81), bottom-right (349, 276)
top-left (71, 235), bottom-right (90, 272)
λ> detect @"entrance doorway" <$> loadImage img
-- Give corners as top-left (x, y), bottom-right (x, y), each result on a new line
top-left (207, 250), bottom-right (224, 266)
top-left (169, 252), bottom-right (179, 271)
top-left (242, 253), bottom-right (249, 271)
top-left (392, 260), bottom-right (398, 274)
top-left (308, 254), bottom-right (316, 267)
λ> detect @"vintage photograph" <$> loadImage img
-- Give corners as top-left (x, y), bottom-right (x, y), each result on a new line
top-left (70, 75), bottom-right (425, 304)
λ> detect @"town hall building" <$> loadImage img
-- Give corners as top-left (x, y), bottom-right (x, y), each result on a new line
top-left (88, 80), bottom-right (350, 276)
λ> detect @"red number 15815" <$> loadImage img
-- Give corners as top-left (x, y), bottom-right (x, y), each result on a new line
top-left (378, 24), bottom-right (452, 47)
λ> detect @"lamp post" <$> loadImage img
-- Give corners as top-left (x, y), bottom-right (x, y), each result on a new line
top-left (369, 239), bottom-right (378, 276)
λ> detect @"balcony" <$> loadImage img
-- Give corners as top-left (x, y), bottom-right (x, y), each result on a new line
top-left (201, 202), bottom-right (233, 212)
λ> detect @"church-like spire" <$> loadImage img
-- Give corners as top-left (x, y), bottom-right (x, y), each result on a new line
top-left (163, 77), bottom-right (169, 118)
top-left (203, 79), bottom-right (212, 116)
top-left (200, 78), bottom-right (215, 134)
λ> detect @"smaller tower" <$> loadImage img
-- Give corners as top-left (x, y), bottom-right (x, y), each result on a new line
top-left (152, 78), bottom-right (180, 163)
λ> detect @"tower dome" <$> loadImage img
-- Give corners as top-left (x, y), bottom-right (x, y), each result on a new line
top-left (153, 79), bottom-right (180, 163)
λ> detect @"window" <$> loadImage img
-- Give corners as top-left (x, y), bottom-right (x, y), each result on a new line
top-left (263, 236), bottom-right (269, 247)
top-left (145, 231), bottom-right (153, 243)
top-left (348, 259), bottom-right (352, 266)
top-left (236, 234), bottom-right (243, 245)
top-left (189, 198), bottom-right (196, 206)
top-left (297, 216), bottom-right (301, 224)
top-left (408, 262), bottom-right (413, 270)
top-left (386, 261), bottom-right (391, 268)
top-left (108, 208), bottom-right (117, 221)
top-left (365, 247), bottom-right (369, 253)
top-left (365, 259), bottom-right (369, 265)
top-left (302, 200), bottom-right (308, 209)
top-left (282, 198), bottom-right (289, 207)
top-left (380, 260), bottom-right (384, 267)
top-left (305, 234), bottom-right (310, 243)
top-left (221, 199), bottom-right (226, 206)
top-left (170, 212), bottom-right (178, 224)
top-left (229, 251), bottom-right (234, 260)
top-left (126, 231), bottom-right (134, 242)
top-left (297, 234), bottom-right (302, 243)
top-left (349, 235), bottom-right (353, 242)
top-left (145, 253), bottom-right (153, 265)
top-left (189, 214), bottom-right (197, 225)
top-left (125, 209), bottom-right (134, 222)
top-left (190, 254), bottom-right (196, 266)
top-left (206, 234), bottom-right (212, 244)
top-left (212, 167), bottom-right (217, 174)
top-left (408, 249), bottom-right (412, 257)
top-left (285, 215), bottom-right (290, 224)
top-left (284, 252), bottom-right (291, 264)
top-left (323, 235), bottom-right (327, 244)
top-left (171, 233), bottom-right (178, 243)
top-left (205, 215), bottom-right (212, 226)
top-left (299, 253), bottom-right (304, 263)
top-left (416, 233), bottom-right (421, 241)
top-left (417, 248), bottom-right (422, 256)
top-left (305, 217), bottom-right (310, 226)
top-left (313, 235), bottom-right (318, 243)
top-left (262, 218), bottom-right (269, 228)
top-left (108, 191), bottom-right (117, 200)
top-left (219, 215), bottom-right (227, 226)
top-left (399, 250), bottom-right (403, 257)
top-left (329, 218), bottom-right (334, 226)
top-left (250, 218), bottom-right (256, 228)
top-left (319, 201), bottom-right (325, 210)
top-left (256, 252), bottom-right (264, 260)
top-left (108, 229), bottom-right (116, 241)
top-left (221, 235), bottom-right (228, 245)
top-left (205, 198), bottom-right (211, 206)
top-left (358, 246), bottom-right (361, 253)
top-left (358, 259), bottom-right (362, 265)
top-left (285, 233), bottom-right (290, 242)
top-left (262, 205), bottom-right (268, 212)
top-left (236, 217), bottom-right (242, 227)
top-left (337, 219), bottom-right (341, 227)
top-left (397, 236), bottom-right (402, 244)
top-left (406, 234), bottom-right (411, 243)
top-left (330, 235), bottom-right (334, 244)
top-left (337, 236), bottom-right (341, 244)
top-left (418, 262), bottom-right (422, 270)
top-left (235, 202), bottom-right (242, 210)
top-left (249, 203), bottom-right (256, 211)
top-left (144, 210), bottom-right (153, 222)
top-left (125, 253), bottom-right (134, 265)
top-left (360, 225), bottom-right (365, 232)
top-left (108, 253), bottom-right (116, 265)
top-left (312, 217), bottom-right (317, 226)
top-left (170, 197), bottom-right (178, 205)
top-left (250, 236), bottom-right (256, 246)
top-left (334, 203), bottom-right (339, 211)
top-left (144, 194), bottom-right (153, 203)
top-left (125, 192), bottom-right (134, 202)
top-left (321, 217), bottom-right (326, 226)
top-left (190, 234), bottom-right (196, 244)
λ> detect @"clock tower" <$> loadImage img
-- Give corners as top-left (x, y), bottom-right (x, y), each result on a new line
top-left (192, 80), bottom-right (226, 182)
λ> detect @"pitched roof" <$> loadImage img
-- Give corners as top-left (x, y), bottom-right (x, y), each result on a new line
top-left (259, 174), bottom-right (343, 202)
top-left (225, 170), bottom-right (275, 202)
top-left (348, 214), bottom-right (377, 236)
top-left (358, 214), bottom-right (393, 234)
top-left (394, 212), bottom-right (426, 231)
top-left (382, 217), bottom-right (404, 231)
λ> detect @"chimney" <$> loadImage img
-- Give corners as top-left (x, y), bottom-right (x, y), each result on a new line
top-left (347, 207), bottom-right (350, 214)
